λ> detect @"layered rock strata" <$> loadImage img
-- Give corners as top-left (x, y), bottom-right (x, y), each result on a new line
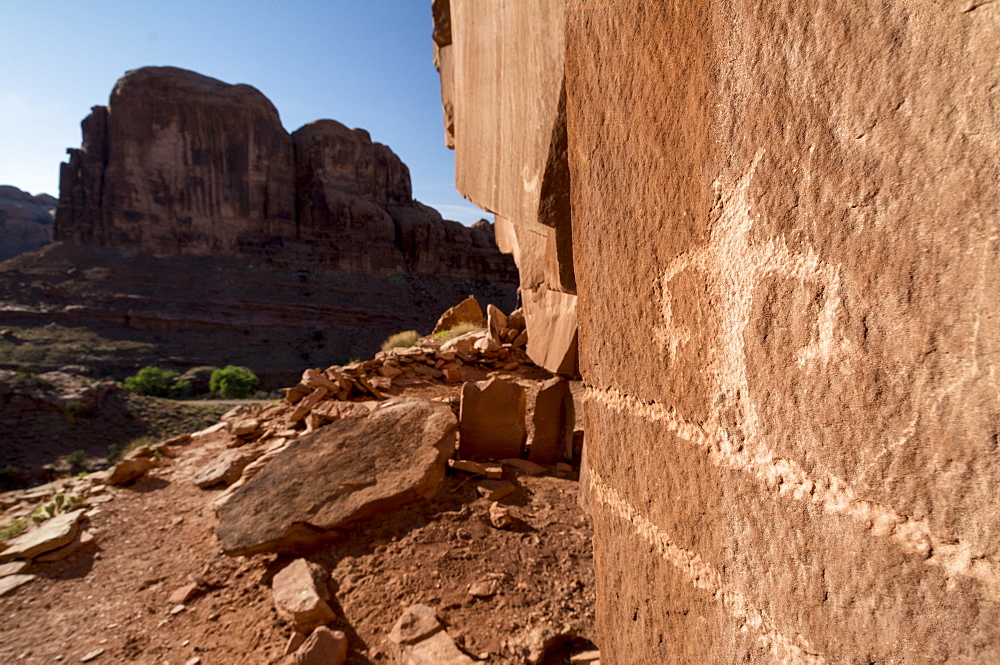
top-left (436, 2), bottom-right (1000, 663)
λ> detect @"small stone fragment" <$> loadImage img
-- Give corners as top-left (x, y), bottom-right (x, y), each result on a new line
top-left (468, 578), bottom-right (500, 598)
top-left (476, 480), bottom-right (515, 501)
top-left (284, 632), bottom-right (307, 656)
top-left (191, 422), bottom-right (228, 439)
top-left (170, 604), bottom-right (186, 615)
top-left (80, 647), bottom-right (104, 662)
top-left (272, 559), bottom-right (336, 633)
top-left (0, 573), bottom-right (35, 597)
top-left (193, 448), bottom-right (261, 489)
top-left (389, 604), bottom-right (475, 665)
top-left (0, 509), bottom-right (85, 562)
top-left (289, 386), bottom-right (330, 422)
top-left (570, 650), bottom-right (601, 664)
top-left (0, 560), bottom-right (29, 577)
top-left (488, 502), bottom-right (512, 529)
top-left (184, 658), bottom-right (202, 665)
top-left (37, 529), bottom-right (96, 562)
top-left (105, 458), bottom-right (153, 485)
top-left (388, 604), bottom-right (441, 644)
top-left (449, 459), bottom-right (488, 475)
top-left (290, 626), bottom-right (348, 665)
top-left (502, 458), bottom-right (547, 476)
top-left (230, 418), bottom-right (261, 437)
top-left (168, 582), bottom-right (200, 605)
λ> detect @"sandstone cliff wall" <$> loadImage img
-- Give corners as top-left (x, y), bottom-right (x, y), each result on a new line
top-left (435, 0), bottom-right (578, 375)
top-left (55, 66), bottom-right (517, 285)
top-left (437, 2), bottom-right (1000, 663)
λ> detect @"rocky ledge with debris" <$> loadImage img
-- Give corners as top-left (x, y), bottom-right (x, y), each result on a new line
top-left (0, 297), bottom-right (599, 665)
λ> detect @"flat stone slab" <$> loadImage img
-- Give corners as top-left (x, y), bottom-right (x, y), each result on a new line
top-left (0, 560), bottom-right (29, 577)
top-left (194, 448), bottom-right (262, 488)
top-left (0, 574), bottom-right (36, 597)
top-left (217, 398), bottom-right (456, 555)
top-left (0, 509), bottom-right (85, 562)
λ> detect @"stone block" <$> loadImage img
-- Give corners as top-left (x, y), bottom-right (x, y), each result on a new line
top-left (459, 378), bottom-right (525, 459)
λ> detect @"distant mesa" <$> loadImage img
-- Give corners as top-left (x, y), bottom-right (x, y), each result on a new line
top-left (55, 65), bottom-right (514, 283)
top-left (0, 186), bottom-right (56, 262)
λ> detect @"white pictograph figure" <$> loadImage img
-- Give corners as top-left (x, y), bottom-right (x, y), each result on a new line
top-left (656, 150), bottom-right (850, 452)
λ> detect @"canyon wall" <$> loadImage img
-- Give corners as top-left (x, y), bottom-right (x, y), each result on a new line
top-left (436, 1), bottom-right (1000, 663)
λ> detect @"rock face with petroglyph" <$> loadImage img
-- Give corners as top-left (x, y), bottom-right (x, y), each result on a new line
top-left (437, 2), bottom-right (1000, 663)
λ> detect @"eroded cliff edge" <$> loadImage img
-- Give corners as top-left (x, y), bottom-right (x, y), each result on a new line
top-left (435, 1), bottom-right (1000, 663)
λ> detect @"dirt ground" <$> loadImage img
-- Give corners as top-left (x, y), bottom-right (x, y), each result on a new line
top-left (0, 372), bottom-right (596, 665)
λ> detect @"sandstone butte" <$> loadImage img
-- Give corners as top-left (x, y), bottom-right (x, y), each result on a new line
top-left (0, 65), bottom-right (519, 379)
top-left (434, 1), bottom-right (999, 664)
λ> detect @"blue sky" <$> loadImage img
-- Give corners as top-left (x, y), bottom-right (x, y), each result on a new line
top-left (0, 1), bottom-right (485, 224)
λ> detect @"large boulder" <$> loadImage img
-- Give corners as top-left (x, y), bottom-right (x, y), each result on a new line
top-left (216, 398), bottom-right (456, 555)
top-left (432, 296), bottom-right (484, 334)
top-left (528, 377), bottom-right (573, 463)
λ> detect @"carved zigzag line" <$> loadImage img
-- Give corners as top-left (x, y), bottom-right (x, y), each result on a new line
top-left (589, 466), bottom-right (826, 665)
top-left (585, 386), bottom-right (1000, 601)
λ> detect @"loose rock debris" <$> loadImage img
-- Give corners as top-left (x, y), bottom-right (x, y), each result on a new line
top-left (0, 300), bottom-right (596, 664)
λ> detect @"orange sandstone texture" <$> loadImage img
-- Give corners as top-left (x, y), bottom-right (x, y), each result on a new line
top-left (436, 1), bottom-right (1000, 663)
top-left (437, 0), bottom-right (578, 376)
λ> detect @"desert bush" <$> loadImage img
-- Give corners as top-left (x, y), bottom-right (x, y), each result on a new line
top-left (0, 518), bottom-right (27, 542)
top-left (381, 330), bottom-right (420, 352)
top-left (64, 400), bottom-right (89, 424)
top-left (66, 449), bottom-right (87, 471)
top-left (121, 366), bottom-right (191, 399)
top-left (108, 436), bottom-right (154, 465)
top-left (432, 321), bottom-right (482, 340)
top-left (209, 365), bottom-right (259, 399)
top-left (29, 494), bottom-right (81, 525)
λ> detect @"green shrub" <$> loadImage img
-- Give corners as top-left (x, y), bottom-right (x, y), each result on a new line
top-left (66, 449), bottom-right (87, 471)
top-left (209, 366), bottom-right (259, 399)
top-left (29, 494), bottom-right (81, 525)
top-left (108, 436), bottom-right (153, 465)
top-left (432, 321), bottom-right (482, 340)
top-left (121, 366), bottom-right (190, 398)
top-left (381, 330), bottom-right (420, 353)
top-left (0, 518), bottom-right (27, 542)
top-left (64, 400), bottom-right (89, 424)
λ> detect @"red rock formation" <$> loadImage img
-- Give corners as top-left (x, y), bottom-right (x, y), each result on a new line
top-left (57, 67), bottom-right (296, 256)
top-left (55, 66), bottom-right (517, 288)
top-left (437, 2), bottom-right (1000, 663)
top-left (434, 0), bottom-right (577, 376)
